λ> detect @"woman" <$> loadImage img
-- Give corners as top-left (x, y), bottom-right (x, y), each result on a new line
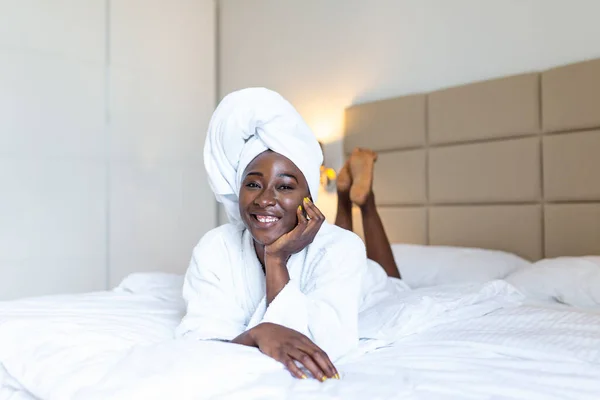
top-left (176, 88), bottom-right (368, 382)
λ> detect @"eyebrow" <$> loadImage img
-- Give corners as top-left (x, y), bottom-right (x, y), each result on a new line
top-left (245, 171), bottom-right (298, 183)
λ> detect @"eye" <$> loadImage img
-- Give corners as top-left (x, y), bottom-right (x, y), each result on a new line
top-left (245, 182), bottom-right (260, 189)
top-left (278, 184), bottom-right (294, 191)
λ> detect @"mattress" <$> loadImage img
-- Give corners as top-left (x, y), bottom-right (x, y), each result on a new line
top-left (1, 276), bottom-right (599, 400)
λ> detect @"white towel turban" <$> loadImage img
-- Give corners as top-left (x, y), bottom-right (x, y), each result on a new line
top-left (203, 87), bottom-right (323, 227)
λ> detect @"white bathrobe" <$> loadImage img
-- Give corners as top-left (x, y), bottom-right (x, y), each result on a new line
top-left (176, 221), bottom-right (369, 361)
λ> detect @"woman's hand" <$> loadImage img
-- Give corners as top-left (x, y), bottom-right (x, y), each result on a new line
top-left (248, 322), bottom-right (339, 381)
top-left (265, 197), bottom-right (325, 262)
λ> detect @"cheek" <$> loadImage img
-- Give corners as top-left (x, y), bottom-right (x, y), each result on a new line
top-left (238, 192), bottom-right (253, 219)
top-left (238, 189), bottom-right (253, 208)
top-left (280, 195), bottom-right (303, 216)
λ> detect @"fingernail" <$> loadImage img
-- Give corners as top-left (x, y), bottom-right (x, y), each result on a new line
top-left (334, 374), bottom-right (340, 379)
top-left (301, 374), bottom-right (308, 379)
top-left (303, 197), bottom-right (310, 203)
top-left (320, 376), bottom-right (327, 382)
top-left (298, 205), bottom-right (302, 211)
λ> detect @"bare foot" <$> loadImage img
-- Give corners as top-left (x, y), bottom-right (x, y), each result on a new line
top-left (336, 159), bottom-right (352, 194)
top-left (349, 148), bottom-right (377, 206)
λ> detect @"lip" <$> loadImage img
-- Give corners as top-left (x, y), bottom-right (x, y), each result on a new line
top-left (249, 213), bottom-right (282, 229)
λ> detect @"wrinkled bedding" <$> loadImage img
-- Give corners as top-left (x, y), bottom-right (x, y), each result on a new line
top-left (1, 278), bottom-right (599, 400)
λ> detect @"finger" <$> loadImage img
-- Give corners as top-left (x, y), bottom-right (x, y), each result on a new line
top-left (291, 205), bottom-right (308, 236)
top-left (288, 348), bottom-right (327, 382)
top-left (281, 355), bottom-right (308, 380)
top-left (310, 349), bottom-right (338, 379)
top-left (303, 198), bottom-right (325, 227)
top-left (301, 200), bottom-right (324, 238)
top-left (297, 338), bottom-right (338, 379)
top-left (299, 216), bottom-right (324, 244)
top-left (297, 204), bottom-right (309, 225)
top-left (313, 205), bottom-right (326, 223)
top-left (303, 197), bottom-right (326, 222)
top-left (300, 221), bottom-right (322, 245)
top-left (302, 197), bottom-right (318, 219)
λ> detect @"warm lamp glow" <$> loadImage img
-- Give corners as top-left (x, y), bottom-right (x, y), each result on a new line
top-left (306, 113), bottom-right (345, 144)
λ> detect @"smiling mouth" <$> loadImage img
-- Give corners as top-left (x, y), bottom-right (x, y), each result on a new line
top-left (252, 214), bottom-right (281, 226)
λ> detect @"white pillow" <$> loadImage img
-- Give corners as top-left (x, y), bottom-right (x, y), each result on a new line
top-left (115, 272), bottom-right (184, 301)
top-left (391, 244), bottom-right (530, 289)
top-left (505, 256), bottom-right (600, 308)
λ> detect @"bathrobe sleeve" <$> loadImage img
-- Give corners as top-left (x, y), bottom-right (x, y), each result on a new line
top-left (253, 229), bottom-right (367, 361)
top-left (175, 227), bottom-right (247, 341)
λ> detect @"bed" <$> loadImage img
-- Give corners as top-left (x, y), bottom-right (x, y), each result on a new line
top-left (1, 57), bottom-right (600, 400)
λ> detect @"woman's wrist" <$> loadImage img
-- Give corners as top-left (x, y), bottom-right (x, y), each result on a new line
top-left (232, 327), bottom-right (259, 347)
top-left (264, 250), bottom-right (289, 267)
top-left (244, 323), bottom-right (271, 347)
top-left (248, 323), bottom-right (264, 344)
top-left (263, 252), bottom-right (291, 304)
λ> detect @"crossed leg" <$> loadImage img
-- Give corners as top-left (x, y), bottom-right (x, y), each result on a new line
top-left (335, 148), bottom-right (400, 279)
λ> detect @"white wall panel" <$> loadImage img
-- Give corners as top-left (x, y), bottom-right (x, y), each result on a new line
top-left (0, 0), bottom-right (216, 300)
top-left (108, 0), bottom-right (216, 285)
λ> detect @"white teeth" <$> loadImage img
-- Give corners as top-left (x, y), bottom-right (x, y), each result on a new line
top-left (256, 215), bottom-right (279, 223)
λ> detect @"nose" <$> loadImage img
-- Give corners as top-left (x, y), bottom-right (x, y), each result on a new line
top-left (253, 187), bottom-right (276, 208)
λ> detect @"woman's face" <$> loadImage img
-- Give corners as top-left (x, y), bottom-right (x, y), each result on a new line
top-left (239, 151), bottom-right (310, 246)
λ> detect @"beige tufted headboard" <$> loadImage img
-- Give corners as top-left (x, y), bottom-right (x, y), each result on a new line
top-left (344, 58), bottom-right (600, 261)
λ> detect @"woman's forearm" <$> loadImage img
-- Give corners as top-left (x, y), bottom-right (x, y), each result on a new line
top-left (264, 254), bottom-right (290, 305)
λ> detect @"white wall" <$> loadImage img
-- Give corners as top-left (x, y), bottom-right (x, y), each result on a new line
top-left (108, 0), bottom-right (216, 287)
top-left (0, 0), bottom-right (216, 300)
top-left (218, 0), bottom-right (600, 220)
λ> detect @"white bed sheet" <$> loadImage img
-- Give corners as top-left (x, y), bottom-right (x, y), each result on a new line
top-left (1, 280), bottom-right (599, 400)
top-left (0, 363), bottom-right (34, 400)
top-left (204, 301), bottom-right (600, 400)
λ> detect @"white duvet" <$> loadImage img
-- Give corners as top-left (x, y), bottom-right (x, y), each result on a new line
top-left (1, 278), bottom-right (600, 400)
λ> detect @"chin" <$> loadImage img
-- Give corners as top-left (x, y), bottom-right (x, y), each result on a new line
top-left (250, 224), bottom-right (295, 246)
top-left (251, 231), bottom-right (280, 246)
